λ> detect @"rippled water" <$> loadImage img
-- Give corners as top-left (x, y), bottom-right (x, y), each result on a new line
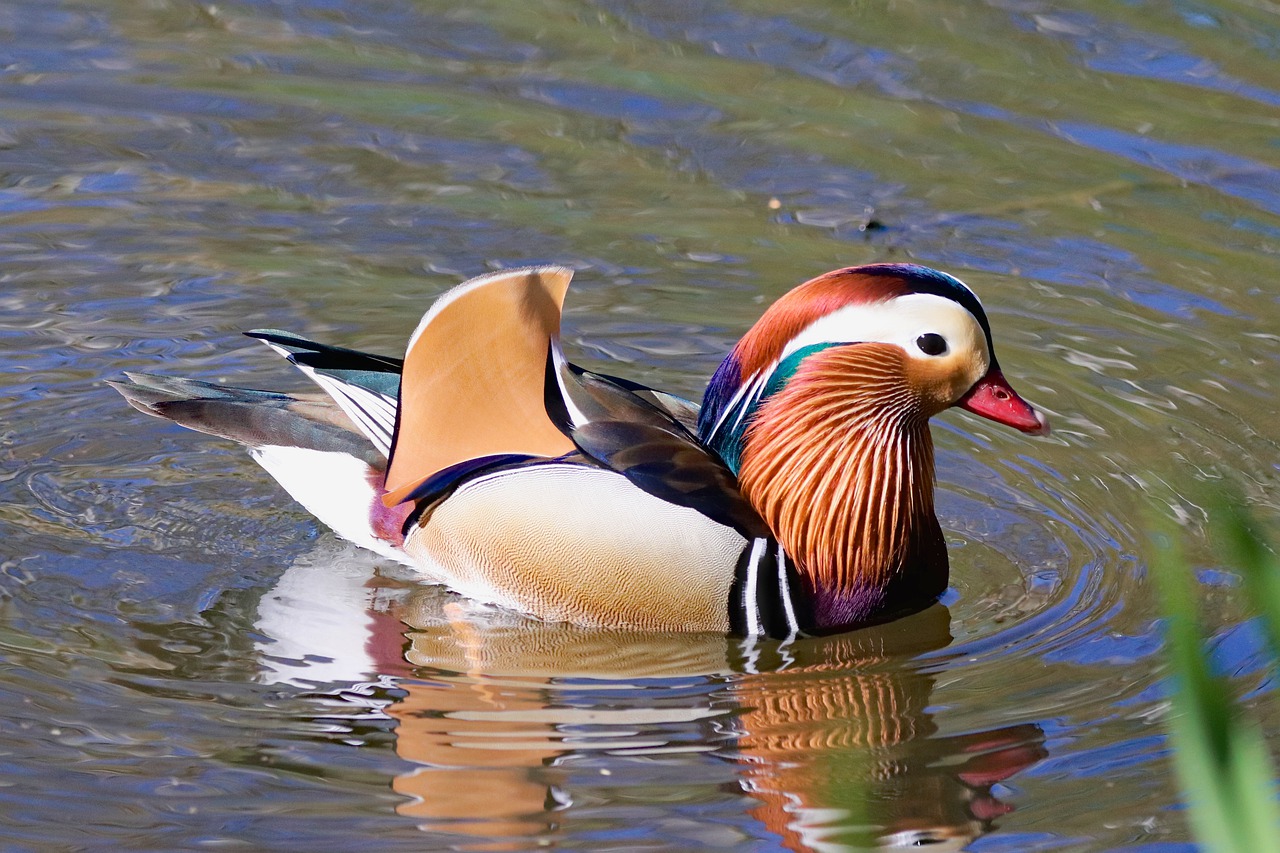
top-left (3, 1), bottom-right (1278, 849)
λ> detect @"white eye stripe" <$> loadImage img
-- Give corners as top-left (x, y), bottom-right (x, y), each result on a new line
top-left (780, 293), bottom-right (989, 366)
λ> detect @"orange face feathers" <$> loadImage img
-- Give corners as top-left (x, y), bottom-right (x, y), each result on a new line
top-left (736, 344), bottom-right (945, 619)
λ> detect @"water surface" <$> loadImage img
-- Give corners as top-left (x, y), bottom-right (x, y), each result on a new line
top-left (2, 1), bottom-right (1278, 849)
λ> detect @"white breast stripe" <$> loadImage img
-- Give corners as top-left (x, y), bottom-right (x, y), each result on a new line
top-left (738, 635), bottom-right (762, 675)
top-left (742, 537), bottom-right (767, 637)
top-left (776, 542), bottom-right (800, 637)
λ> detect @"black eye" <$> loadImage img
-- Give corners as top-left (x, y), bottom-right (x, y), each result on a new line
top-left (916, 333), bottom-right (948, 356)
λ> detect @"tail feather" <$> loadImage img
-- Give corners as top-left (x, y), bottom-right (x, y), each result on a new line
top-left (246, 330), bottom-right (399, 458)
top-left (108, 372), bottom-right (412, 560)
top-left (112, 372), bottom-right (292, 411)
top-left (244, 329), bottom-right (402, 397)
top-left (108, 373), bottom-right (380, 465)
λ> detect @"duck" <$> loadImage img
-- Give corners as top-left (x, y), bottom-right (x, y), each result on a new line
top-left (110, 263), bottom-right (1048, 638)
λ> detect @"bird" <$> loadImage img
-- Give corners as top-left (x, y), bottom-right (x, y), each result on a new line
top-left (110, 263), bottom-right (1049, 638)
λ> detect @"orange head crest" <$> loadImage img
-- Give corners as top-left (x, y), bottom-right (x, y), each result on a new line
top-left (697, 263), bottom-right (1046, 468)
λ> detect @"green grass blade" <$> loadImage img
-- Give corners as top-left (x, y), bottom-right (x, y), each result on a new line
top-left (1212, 495), bottom-right (1280, 662)
top-left (1153, 513), bottom-right (1280, 853)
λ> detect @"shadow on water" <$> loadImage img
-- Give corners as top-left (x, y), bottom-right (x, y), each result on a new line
top-left (253, 550), bottom-right (1045, 850)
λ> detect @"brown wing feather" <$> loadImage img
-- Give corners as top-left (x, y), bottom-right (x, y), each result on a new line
top-left (383, 267), bottom-right (578, 505)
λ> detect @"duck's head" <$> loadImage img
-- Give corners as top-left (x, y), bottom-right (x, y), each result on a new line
top-left (698, 263), bottom-right (1047, 457)
top-left (698, 263), bottom-right (1048, 630)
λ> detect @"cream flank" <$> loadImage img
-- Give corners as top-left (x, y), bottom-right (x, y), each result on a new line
top-left (404, 463), bottom-right (743, 632)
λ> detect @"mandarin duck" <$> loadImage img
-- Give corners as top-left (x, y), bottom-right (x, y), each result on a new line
top-left (111, 263), bottom-right (1048, 637)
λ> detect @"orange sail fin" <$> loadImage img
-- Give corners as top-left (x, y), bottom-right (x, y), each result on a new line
top-left (382, 267), bottom-right (577, 506)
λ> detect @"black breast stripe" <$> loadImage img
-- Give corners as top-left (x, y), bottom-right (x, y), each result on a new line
top-left (728, 537), bottom-right (813, 639)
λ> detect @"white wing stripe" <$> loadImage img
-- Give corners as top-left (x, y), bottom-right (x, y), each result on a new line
top-left (707, 366), bottom-right (772, 443)
top-left (551, 338), bottom-right (590, 428)
top-left (255, 338), bottom-right (397, 458)
top-left (306, 370), bottom-right (395, 458)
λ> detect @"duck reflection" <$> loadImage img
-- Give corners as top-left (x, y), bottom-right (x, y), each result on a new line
top-left (384, 596), bottom-right (736, 844)
top-left (726, 607), bottom-right (1046, 851)
top-left (254, 553), bottom-right (1044, 850)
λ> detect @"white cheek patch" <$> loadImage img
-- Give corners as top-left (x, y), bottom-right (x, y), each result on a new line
top-left (781, 293), bottom-right (991, 370)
